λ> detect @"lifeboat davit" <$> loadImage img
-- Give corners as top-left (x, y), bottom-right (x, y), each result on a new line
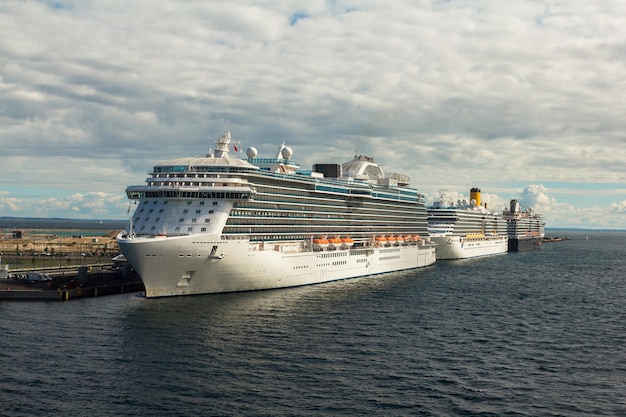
top-left (312, 237), bottom-right (329, 250)
top-left (340, 236), bottom-right (354, 249)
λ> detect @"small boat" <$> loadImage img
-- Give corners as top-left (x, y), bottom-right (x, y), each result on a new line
top-left (374, 236), bottom-right (387, 246)
top-left (328, 236), bottom-right (343, 249)
top-left (340, 236), bottom-right (354, 249)
top-left (312, 237), bottom-right (329, 250)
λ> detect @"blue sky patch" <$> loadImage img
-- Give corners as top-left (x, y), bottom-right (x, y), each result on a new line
top-left (290, 12), bottom-right (309, 26)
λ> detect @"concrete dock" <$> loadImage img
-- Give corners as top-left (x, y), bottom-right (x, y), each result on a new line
top-left (0, 268), bottom-right (144, 300)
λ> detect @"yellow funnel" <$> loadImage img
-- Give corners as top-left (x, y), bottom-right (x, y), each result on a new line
top-left (470, 187), bottom-right (481, 207)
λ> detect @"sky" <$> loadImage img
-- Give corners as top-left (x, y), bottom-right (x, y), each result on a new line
top-left (1, 0), bottom-right (625, 229)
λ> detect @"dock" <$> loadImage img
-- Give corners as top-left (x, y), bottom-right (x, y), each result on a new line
top-left (0, 268), bottom-right (144, 300)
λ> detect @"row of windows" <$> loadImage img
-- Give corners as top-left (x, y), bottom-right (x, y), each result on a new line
top-left (135, 217), bottom-right (211, 224)
top-left (153, 166), bottom-right (255, 174)
top-left (226, 216), bottom-right (422, 225)
top-left (238, 199), bottom-right (425, 217)
top-left (142, 200), bottom-right (217, 206)
top-left (317, 252), bottom-right (348, 258)
top-left (230, 206), bottom-right (421, 219)
top-left (138, 208), bottom-right (216, 214)
top-left (223, 226), bottom-right (427, 234)
top-left (128, 191), bottom-right (251, 199)
top-left (135, 225), bottom-right (208, 233)
top-left (251, 193), bottom-right (425, 214)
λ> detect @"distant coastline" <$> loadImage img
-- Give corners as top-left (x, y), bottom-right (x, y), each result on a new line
top-left (0, 217), bottom-right (127, 231)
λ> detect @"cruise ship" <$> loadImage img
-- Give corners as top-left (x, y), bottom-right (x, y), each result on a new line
top-left (427, 188), bottom-right (508, 259)
top-left (502, 199), bottom-right (545, 251)
top-left (117, 132), bottom-right (436, 297)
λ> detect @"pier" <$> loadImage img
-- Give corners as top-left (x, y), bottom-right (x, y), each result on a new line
top-left (0, 267), bottom-right (144, 300)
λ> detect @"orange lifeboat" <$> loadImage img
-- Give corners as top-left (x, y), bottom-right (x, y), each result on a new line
top-left (328, 236), bottom-right (342, 249)
top-left (312, 237), bottom-right (329, 250)
top-left (387, 235), bottom-right (397, 246)
top-left (340, 236), bottom-right (354, 249)
top-left (412, 235), bottom-right (421, 244)
top-left (404, 234), bottom-right (413, 244)
top-left (374, 235), bottom-right (387, 246)
top-left (395, 235), bottom-right (405, 245)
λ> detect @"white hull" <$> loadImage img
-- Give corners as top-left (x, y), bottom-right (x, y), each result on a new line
top-left (430, 235), bottom-right (508, 260)
top-left (118, 233), bottom-right (437, 297)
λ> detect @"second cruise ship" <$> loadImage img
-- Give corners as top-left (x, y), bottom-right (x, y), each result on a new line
top-left (427, 188), bottom-right (508, 259)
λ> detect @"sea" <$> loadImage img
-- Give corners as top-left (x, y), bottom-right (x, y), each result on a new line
top-left (0, 220), bottom-right (625, 416)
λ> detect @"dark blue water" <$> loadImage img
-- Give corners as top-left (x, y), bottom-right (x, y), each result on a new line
top-left (1, 230), bottom-right (625, 416)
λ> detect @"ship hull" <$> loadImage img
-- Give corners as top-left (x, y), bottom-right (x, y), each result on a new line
top-left (430, 236), bottom-right (508, 260)
top-left (508, 237), bottom-right (543, 251)
top-left (118, 233), bottom-right (436, 297)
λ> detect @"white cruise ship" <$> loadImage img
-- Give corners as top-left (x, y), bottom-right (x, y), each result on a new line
top-left (502, 199), bottom-right (545, 251)
top-left (117, 132), bottom-right (436, 297)
top-left (427, 188), bottom-right (508, 260)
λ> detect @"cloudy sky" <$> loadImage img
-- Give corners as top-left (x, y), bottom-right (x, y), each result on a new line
top-left (1, 0), bottom-right (625, 229)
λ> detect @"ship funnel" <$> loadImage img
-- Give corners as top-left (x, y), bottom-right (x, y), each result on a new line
top-left (510, 199), bottom-right (520, 213)
top-left (470, 187), bottom-right (481, 207)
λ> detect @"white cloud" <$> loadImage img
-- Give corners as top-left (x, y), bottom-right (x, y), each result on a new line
top-left (610, 201), bottom-right (626, 213)
top-left (0, 0), bottom-right (625, 228)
